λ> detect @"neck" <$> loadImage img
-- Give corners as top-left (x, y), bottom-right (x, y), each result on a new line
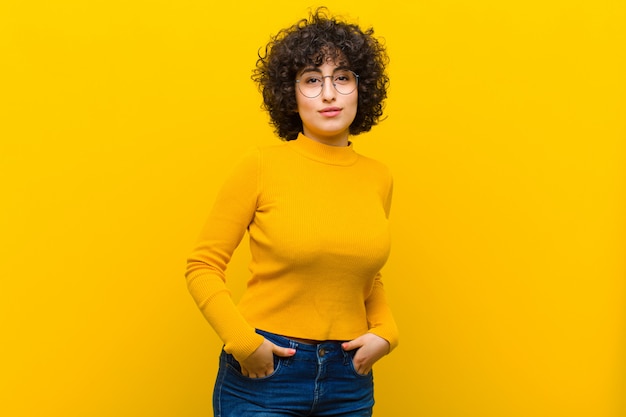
top-left (301, 129), bottom-right (350, 147)
top-left (289, 133), bottom-right (358, 166)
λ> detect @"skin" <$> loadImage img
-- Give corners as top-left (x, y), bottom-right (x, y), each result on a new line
top-left (238, 59), bottom-right (390, 378)
top-left (294, 60), bottom-right (358, 147)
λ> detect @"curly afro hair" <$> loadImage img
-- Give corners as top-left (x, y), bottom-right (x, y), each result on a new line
top-left (252, 8), bottom-right (389, 141)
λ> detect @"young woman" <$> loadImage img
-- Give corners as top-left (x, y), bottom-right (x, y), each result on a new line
top-left (186, 8), bottom-right (398, 416)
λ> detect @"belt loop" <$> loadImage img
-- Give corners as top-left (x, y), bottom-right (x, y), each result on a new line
top-left (283, 340), bottom-right (297, 366)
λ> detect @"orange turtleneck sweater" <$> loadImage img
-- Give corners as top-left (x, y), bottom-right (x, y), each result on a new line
top-left (186, 133), bottom-right (398, 361)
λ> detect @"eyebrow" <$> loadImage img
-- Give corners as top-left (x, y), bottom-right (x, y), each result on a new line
top-left (299, 66), bottom-right (351, 74)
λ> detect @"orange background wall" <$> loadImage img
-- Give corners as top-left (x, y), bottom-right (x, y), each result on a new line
top-left (1, 1), bottom-right (624, 416)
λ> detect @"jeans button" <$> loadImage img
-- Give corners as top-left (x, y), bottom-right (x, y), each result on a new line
top-left (319, 348), bottom-right (326, 357)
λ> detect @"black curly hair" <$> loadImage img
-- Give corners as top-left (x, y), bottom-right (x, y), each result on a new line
top-left (252, 8), bottom-right (389, 141)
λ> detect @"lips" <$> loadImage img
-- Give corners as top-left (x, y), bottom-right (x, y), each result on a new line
top-left (319, 107), bottom-right (342, 117)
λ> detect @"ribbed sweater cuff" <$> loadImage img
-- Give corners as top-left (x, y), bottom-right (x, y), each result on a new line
top-left (369, 326), bottom-right (399, 353)
top-left (225, 330), bottom-right (265, 361)
top-left (199, 291), bottom-right (265, 361)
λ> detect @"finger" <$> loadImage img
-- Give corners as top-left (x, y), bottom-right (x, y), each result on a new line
top-left (342, 338), bottom-right (363, 351)
top-left (352, 355), bottom-right (371, 375)
top-left (353, 362), bottom-right (367, 375)
top-left (241, 366), bottom-right (266, 379)
top-left (272, 345), bottom-right (296, 357)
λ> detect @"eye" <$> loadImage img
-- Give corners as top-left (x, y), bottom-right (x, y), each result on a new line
top-left (302, 74), bottom-right (322, 85)
top-left (334, 72), bottom-right (352, 84)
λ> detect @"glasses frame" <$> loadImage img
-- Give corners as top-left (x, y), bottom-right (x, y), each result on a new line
top-left (295, 70), bottom-right (360, 98)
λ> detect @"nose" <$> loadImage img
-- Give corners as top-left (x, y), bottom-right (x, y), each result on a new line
top-left (320, 76), bottom-right (336, 101)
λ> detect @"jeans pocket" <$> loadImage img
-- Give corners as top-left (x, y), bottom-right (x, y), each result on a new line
top-left (346, 350), bottom-right (373, 378)
top-left (222, 350), bottom-right (283, 381)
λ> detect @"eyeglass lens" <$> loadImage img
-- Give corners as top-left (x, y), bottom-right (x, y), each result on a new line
top-left (297, 70), bottom-right (358, 98)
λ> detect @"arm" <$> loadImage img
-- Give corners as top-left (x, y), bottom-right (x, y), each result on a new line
top-left (365, 273), bottom-right (399, 351)
top-left (342, 272), bottom-right (399, 375)
top-left (185, 149), bottom-right (265, 362)
top-left (366, 171), bottom-right (398, 351)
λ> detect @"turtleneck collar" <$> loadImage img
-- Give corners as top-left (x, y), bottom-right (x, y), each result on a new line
top-left (287, 133), bottom-right (359, 166)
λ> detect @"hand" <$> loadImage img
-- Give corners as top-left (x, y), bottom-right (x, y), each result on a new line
top-left (239, 338), bottom-right (296, 378)
top-left (342, 333), bottom-right (390, 375)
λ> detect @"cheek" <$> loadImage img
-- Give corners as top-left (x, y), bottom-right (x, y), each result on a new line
top-left (294, 93), bottom-right (307, 114)
top-left (349, 95), bottom-right (359, 116)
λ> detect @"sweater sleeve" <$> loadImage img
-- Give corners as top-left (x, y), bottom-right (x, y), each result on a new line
top-left (365, 273), bottom-right (399, 351)
top-left (185, 149), bottom-right (264, 361)
top-left (365, 172), bottom-right (399, 351)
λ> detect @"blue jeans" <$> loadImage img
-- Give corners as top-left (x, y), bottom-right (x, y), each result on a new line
top-left (213, 329), bottom-right (374, 417)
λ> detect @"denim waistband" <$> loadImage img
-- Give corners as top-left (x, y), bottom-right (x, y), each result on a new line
top-left (256, 329), bottom-right (348, 353)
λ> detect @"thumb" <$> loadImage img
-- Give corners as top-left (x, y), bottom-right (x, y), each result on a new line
top-left (272, 344), bottom-right (296, 357)
top-left (342, 336), bottom-right (364, 351)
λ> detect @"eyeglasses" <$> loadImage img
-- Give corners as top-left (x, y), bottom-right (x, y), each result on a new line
top-left (295, 70), bottom-right (359, 98)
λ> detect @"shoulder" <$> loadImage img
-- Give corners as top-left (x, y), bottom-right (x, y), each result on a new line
top-left (356, 153), bottom-right (393, 178)
top-left (246, 142), bottom-right (292, 161)
top-left (233, 142), bottom-right (289, 167)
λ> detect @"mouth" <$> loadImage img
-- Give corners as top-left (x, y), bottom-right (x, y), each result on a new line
top-left (319, 107), bottom-right (342, 117)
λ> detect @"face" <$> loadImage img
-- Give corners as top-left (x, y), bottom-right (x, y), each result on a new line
top-left (295, 61), bottom-right (358, 147)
